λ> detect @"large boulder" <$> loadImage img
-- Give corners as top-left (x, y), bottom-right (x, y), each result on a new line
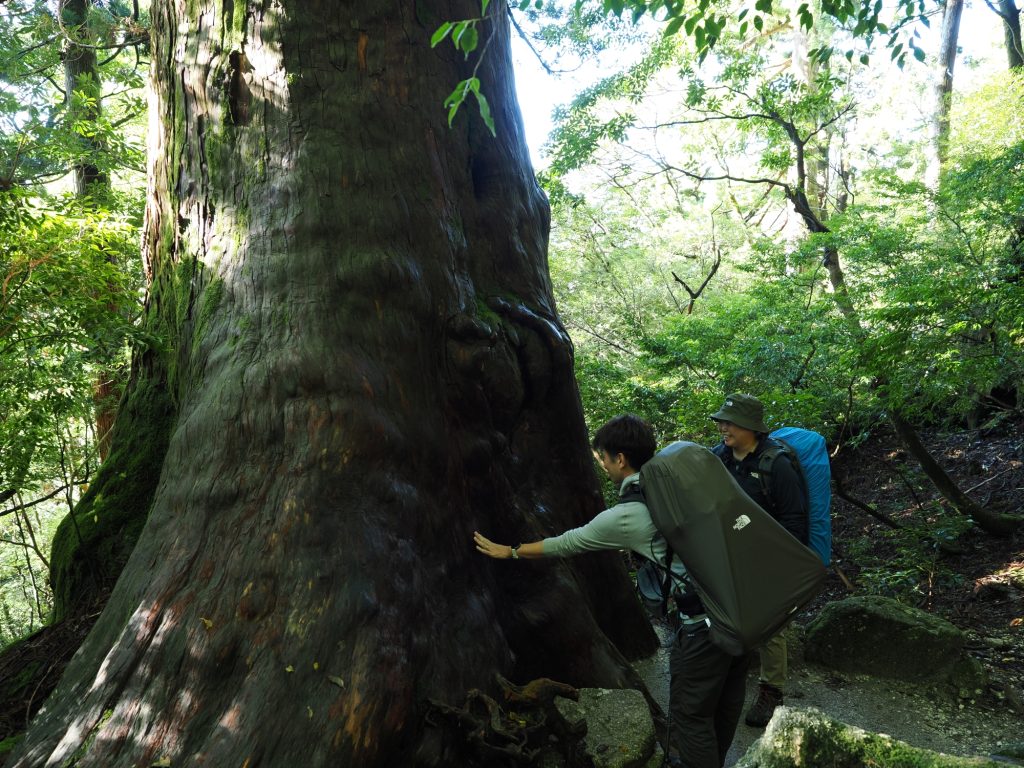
top-left (804, 596), bottom-right (967, 682)
top-left (554, 687), bottom-right (658, 768)
top-left (735, 706), bottom-right (1010, 768)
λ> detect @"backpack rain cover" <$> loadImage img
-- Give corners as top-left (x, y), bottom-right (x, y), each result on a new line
top-left (640, 441), bottom-right (827, 655)
top-left (770, 426), bottom-right (832, 566)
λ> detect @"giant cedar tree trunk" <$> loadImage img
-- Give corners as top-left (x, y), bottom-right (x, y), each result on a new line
top-left (10, 2), bottom-right (657, 765)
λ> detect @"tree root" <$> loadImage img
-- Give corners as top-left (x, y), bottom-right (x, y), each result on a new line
top-left (425, 675), bottom-right (592, 767)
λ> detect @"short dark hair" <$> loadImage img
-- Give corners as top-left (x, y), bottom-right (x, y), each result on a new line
top-left (591, 414), bottom-right (656, 470)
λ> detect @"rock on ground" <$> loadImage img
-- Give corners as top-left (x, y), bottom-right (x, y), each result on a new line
top-left (735, 705), bottom-right (1012, 768)
top-left (555, 687), bottom-right (658, 768)
top-left (804, 595), bottom-right (968, 682)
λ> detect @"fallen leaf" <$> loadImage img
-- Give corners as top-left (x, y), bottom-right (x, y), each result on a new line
top-left (328, 675), bottom-right (345, 688)
top-left (199, 617), bottom-right (213, 630)
top-left (285, 665), bottom-right (294, 673)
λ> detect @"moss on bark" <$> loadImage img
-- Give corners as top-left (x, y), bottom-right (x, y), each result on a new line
top-left (49, 370), bottom-right (175, 622)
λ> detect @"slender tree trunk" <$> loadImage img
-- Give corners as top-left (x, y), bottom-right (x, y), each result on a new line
top-left (888, 411), bottom-right (1020, 535)
top-left (62, 0), bottom-right (120, 459)
top-left (996, 0), bottom-right (1024, 69)
top-left (9, 3), bottom-right (656, 766)
top-left (995, 0), bottom-right (1024, 289)
top-left (788, 9), bottom-right (828, 225)
top-left (776, 32), bottom-right (1016, 535)
top-left (63, 0), bottom-right (106, 194)
top-left (815, 224), bottom-right (1017, 535)
top-left (925, 0), bottom-right (964, 190)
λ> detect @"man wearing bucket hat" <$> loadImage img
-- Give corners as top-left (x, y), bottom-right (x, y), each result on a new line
top-left (709, 393), bottom-right (808, 729)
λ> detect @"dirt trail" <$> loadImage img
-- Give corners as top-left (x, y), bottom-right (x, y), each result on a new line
top-left (633, 622), bottom-right (1024, 766)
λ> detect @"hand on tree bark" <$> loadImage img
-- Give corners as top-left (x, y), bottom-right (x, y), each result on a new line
top-left (474, 531), bottom-right (513, 559)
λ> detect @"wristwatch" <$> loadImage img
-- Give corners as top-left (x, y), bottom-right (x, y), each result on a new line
top-left (510, 543), bottom-right (521, 560)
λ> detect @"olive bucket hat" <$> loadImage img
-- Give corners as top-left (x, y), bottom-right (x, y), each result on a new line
top-left (710, 393), bottom-right (770, 433)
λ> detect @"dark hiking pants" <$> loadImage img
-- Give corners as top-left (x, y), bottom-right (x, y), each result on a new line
top-left (669, 624), bottom-right (751, 768)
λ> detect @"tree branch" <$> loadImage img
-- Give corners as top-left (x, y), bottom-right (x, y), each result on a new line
top-left (0, 483), bottom-right (74, 519)
top-left (834, 478), bottom-right (903, 529)
top-left (671, 244), bottom-right (721, 314)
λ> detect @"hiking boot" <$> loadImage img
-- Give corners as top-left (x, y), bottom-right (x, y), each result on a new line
top-left (744, 684), bottom-right (783, 728)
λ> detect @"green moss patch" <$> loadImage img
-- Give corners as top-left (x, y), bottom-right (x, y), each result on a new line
top-left (49, 371), bottom-right (175, 621)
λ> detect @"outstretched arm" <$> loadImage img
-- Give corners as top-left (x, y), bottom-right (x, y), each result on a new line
top-left (473, 531), bottom-right (546, 560)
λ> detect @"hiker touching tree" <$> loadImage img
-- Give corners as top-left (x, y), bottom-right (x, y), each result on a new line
top-left (709, 393), bottom-right (808, 729)
top-left (475, 414), bottom-right (751, 768)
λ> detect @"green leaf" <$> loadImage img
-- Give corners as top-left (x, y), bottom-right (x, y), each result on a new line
top-left (430, 22), bottom-right (453, 48)
top-left (481, 0), bottom-right (491, 14)
top-left (913, 46), bottom-right (925, 62)
top-left (665, 16), bottom-right (686, 36)
top-left (452, 20), bottom-right (469, 48)
top-left (753, 15), bottom-right (764, 31)
top-left (460, 25), bottom-right (479, 56)
top-left (859, 53), bottom-right (869, 65)
top-left (442, 77), bottom-right (495, 136)
top-left (443, 81), bottom-right (470, 127)
top-left (474, 89), bottom-right (497, 136)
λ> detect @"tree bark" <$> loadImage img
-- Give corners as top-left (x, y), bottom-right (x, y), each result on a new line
top-left (9, 2), bottom-right (656, 766)
top-left (996, 0), bottom-right (1024, 70)
top-left (62, 0), bottom-right (107, 194)
top-left (925, 0), bottom-right (964, 190)
top-left (62, 0), bottom-right (121, 458)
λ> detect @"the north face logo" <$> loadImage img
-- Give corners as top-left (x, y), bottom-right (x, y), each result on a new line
top-left (733, 514), bottom-right (751, 531)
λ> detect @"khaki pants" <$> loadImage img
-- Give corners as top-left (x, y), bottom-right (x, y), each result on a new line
top-left (757, 631), bottom-right (787, 690)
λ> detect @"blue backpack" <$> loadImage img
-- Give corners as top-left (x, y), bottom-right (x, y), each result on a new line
top-left (759, 427), bottom-right (832, 566)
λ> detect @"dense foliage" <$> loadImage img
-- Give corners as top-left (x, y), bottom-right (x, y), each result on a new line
top-left (537, 3), bottom-right (1023, 450)
top-left (1, 0), bottom-right (147, 643)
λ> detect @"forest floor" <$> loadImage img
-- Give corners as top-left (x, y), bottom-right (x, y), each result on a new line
top-left (637, 414), bottom-right (1024, 765)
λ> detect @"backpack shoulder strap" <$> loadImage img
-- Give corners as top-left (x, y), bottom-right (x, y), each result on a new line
top-left (756, 438), bottom-right (807, 504)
